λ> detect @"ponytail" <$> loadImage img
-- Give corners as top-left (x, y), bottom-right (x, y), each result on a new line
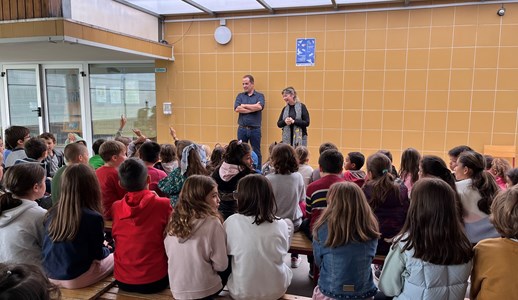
top-left (474, 171), bottom-right (499, 214)
top-left (185, 148), bottom-right (208, 177)
top-left (0, 192), bottom-right (22, 215)
top-left (365, 153), bottom-right (400, 209)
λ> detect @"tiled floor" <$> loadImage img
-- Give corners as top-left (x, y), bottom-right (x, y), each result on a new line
top-left (285, 255), bottom-right (314, 297)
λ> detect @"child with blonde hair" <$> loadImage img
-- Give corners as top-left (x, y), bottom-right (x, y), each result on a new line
top-left (379, 178), bottom-right (473, 299)
top-left (164, 175), bottom-right (228, 299)
top-left (470, 186), bottom-right (518, 299)
top-left (312, 182), bottom-right (380, 299)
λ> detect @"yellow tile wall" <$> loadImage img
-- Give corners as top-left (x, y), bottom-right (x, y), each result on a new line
top-left (156, 3), bottom-right (518, 168)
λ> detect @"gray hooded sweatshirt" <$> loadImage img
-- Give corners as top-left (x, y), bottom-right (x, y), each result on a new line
top-left (0, 199), bottom-right (46, 268)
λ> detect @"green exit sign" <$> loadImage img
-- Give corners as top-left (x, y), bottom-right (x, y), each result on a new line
top-left (154, 68), bottom-right (167, 73)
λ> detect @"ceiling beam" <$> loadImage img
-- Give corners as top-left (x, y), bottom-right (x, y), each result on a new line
top-left (181, 0), bottom-right (216, 16)
top-left (256, 0), bottom-right (274, 13)
top-left (331, 0), bottom-right (338, 9)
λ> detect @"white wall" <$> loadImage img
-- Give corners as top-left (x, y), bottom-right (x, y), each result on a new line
top-left (69, 0), bottom-right (159, 41)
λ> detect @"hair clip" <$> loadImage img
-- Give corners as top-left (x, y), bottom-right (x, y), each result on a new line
top-left (382, 169), bottom-right (388, 174)
top-left (237, 140), bottom-right (242, 145)
top-left (6, 270), bottom-right (12, 276)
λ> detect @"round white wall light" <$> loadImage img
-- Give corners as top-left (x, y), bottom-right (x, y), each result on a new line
top-left (214, 25), bottom-right (232, 45)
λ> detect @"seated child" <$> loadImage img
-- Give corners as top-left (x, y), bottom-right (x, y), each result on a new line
top-left (51, 143), bottom-right (89, 205)
top-left (225, 174), bottom-right (293, 300)
top-left (470, 186), bottom-right (518, 300)
top-left (506, 168), bottom-right (518, 188)
top-left (295, 146), bottom-right (313, 190)
top-left (0, 263), bottom-right (61, 300)
top-left (164, 175), bottom-right (228, 299)
top-left (4, 125), bottom-right (30, 168)
top-left (490, 157), bottom-right (511, 190)
top-left (343, 151), bottom-right (366, 188)
top-left (112, 158), bottom-right (172, 294)
top-left (155, 143), bottom-right (178, 174)
top-left (305, 149), bottom-right (345, 236)
top-left (43, 164), bottom-right (113, 289)
top-left (309, 142), bottom-right (339, 184)
top-left (379, 178), bottom-right (473, 299)
top-left (138, 141), bottom-right (167, 196)
top-left (89, 139), bottom-right (106, 170)
top-left (312, 182), bottom-right (379, 299)
top-left (363, 153), bottom-right (409, 256)
top-left (39, 132), bottom-right (65, 177)
top-left (95, 140), bottom-right (127, 220)
top-left (16, 137), bottom-right (52, 208)
top-left (0, 163), bottom-right (47, 268)
top-left (261, 141), bottom-right (278, 176)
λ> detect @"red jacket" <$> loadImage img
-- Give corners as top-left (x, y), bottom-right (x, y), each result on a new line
top-left (96, 166), bottom-right (127, 220)
top-left (112, 190), bottom-right (172, 285)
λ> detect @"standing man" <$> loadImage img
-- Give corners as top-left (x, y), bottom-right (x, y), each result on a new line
top-left (234, 74), bottom-right (265, 167)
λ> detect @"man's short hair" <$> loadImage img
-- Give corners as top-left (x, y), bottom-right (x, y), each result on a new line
top-left (348, 151), bottom-right (365, 170)
top-left (24, 137), bottom-right (47, 160)
top-left (448, 145), bottom-right (473, 158)
top-left (139, 141), bottom-right (161, 163)
top-left (64, 143), bottom-right (88, 163)
top-left (118, 158), bottom-right (148, 192)
top-left (319, 149), bottom-right (343, 174)
top-left (243, 74), bottom-right (254, 84)
top-left (99, 140), bottom-right (126, 162)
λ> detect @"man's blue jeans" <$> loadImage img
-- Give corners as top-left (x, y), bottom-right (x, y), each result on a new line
top-left (237, 126), bottom-right (262, 167)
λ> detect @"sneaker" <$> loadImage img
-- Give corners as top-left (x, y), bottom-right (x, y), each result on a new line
top-left (291, 257), bottom-right (302, 268)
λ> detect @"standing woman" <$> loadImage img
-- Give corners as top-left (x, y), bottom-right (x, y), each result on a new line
top-left (277, 87), bottom-right (310, 147)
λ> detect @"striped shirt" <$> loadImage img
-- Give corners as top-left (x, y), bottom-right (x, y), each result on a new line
top-left (305, 174), bottom-right (345, 231)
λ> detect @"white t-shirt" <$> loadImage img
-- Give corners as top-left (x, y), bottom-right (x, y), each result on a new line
top-left (224, 214), bottom-right (293, 300)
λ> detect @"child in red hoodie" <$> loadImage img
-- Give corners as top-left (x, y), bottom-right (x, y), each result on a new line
top-left (112, 158), bottom-right (173, 294)
top-left (343, 151), bottom-right (366, 188)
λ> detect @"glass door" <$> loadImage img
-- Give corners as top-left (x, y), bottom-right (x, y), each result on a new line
top-left (42, 65), bottom-right (86, 147)
top-left (2, 65), bottom-right (44, 137)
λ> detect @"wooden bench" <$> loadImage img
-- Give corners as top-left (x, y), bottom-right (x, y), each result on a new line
top-left (61, 275), bottom-right (116, 300)
top-left (99, 286), bottom-right (311, 300)
top-left (289, 231), bottom-right (313, 256)
top-left (484, 145), bottom-right (516, 167)
top-left (105, 220), bottom-right (113, 230)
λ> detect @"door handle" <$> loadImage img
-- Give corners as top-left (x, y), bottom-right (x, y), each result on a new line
top-left (32, 107), bottom-right (42, 117)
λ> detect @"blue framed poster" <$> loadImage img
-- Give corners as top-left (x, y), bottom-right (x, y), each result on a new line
top-left (296, 38), bottom-right (316, 67)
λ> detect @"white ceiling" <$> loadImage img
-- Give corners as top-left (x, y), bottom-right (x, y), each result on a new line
top-left (121, 0), bottom-right (401, 16)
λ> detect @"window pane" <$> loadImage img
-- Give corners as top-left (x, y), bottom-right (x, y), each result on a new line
top-left (6, 69), bottom-right (40, 135)
top-left (89, 64), bottom-right (157, 141)
top-left (46, 69), bottom-right (82, 146)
